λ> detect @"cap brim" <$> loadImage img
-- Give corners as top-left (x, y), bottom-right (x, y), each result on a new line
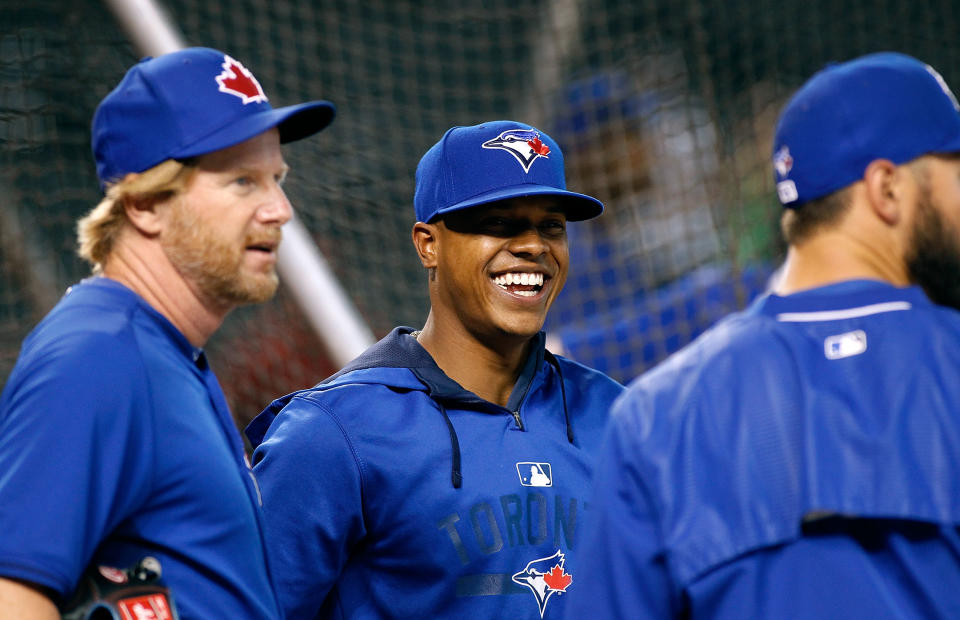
top-left (275, 100), bottom-right (336, 143)
top-left (431, 183), bottom-right (604, 222)
top-left (172, 100), bottom-right (336, 160)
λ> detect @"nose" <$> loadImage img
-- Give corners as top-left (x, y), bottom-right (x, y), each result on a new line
top-left (506, 226), bottom-right (549, 257)
top-left (257, 183), bottom-right (293, 226)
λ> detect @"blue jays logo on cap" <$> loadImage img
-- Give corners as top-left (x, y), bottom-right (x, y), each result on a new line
top-left (215, 55), bottom-right (267, 104)
top-left (413, 120), bottom-right (603, 223)
top-left (926, 64), bottom-right (960, 111)
top-left (92, 47), bottom-right (335, 188)
top-left (482, 128), bottom-right (552, 172)
top-left (773, 146), bottom-right (793, 178)
top-left (772, 52), bottom-right (960, 207)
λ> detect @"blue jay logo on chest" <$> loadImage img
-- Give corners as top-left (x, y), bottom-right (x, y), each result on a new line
top-left (512, 550), bottom-right (572, 617)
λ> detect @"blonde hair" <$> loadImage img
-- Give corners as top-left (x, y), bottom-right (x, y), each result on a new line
top-left (77, 159), bottom-right (195, 272)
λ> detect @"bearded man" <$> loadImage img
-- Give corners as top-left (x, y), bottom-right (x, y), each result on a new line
top-left (0, 47), bottom-right (334, 619)
top-left (569, 51), bottom-right (960, 619)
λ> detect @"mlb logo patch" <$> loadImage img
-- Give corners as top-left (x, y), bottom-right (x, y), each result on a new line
top-left (517, 462), bottom-right (552, 487)
top-left (824, 329), bottom-right (867, 359)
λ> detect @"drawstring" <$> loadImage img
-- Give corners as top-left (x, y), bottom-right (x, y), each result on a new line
top-left (545, 350), bottom-right (575, 446)
top-left (438, 352), bottom-right (573, 489)
top-left (438, 402), bottom-right (463, 489)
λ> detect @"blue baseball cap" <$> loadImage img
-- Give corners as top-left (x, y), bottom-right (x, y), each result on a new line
top-left (414, 120), bottom-right (603, 223)
top-left (92, 47), bottom-right (335, 188)
top-left (773, 51), bottom-right (960, 207)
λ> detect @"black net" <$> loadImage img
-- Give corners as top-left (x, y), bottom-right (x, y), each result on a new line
top-left (3, 0), bottom-right (958, 427)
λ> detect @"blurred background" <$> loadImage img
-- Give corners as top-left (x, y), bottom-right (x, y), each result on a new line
top-left (3, 0), bottom-right (958, 431)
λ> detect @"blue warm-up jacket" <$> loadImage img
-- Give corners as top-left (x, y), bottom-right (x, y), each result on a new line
top-left (569, 280), bottom-right (960, 619)
top-left (246, 327), bottom-right (623, 619)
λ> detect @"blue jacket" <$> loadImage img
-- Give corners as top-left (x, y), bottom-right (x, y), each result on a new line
top-left (568, 280), bottom-right (960, 619)
top-left (247, 327), bottom-right (623, 619)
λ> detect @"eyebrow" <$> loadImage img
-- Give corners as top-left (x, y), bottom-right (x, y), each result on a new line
top-left (227, 162), bottom-right (290, 179)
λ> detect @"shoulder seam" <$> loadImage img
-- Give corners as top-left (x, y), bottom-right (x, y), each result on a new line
top-left (286, 393), bottom-right (369, 504)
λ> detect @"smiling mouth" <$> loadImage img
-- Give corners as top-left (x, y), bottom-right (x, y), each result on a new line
top-left (492, 272), bottom-right (545, 297)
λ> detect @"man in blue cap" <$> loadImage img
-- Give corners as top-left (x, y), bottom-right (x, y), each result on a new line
top-left (568, 52), bottom-right (960, 618)
top-left (247, 120), bottom-right (624, 619)
top-left (0, 47), bottom-right (334, 618)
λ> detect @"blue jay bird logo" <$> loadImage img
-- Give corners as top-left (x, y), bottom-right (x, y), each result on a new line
top-left (773, 145), bottom-right (793, 178)
top-left (482, 129), bottom-right (551, 172)
top-left (511, 550), bottom-right (572, 617)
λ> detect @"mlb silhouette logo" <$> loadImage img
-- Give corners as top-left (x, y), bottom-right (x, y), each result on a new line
top-left (824, 329), bottom-right (867, 360)
top-left (517, 462), bottom-right (552, 487)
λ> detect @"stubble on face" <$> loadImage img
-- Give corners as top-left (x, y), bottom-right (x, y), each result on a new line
top-left (906, 176), bottom-right (960, 310)
top-left (162, 198), bottom-right (281, 308)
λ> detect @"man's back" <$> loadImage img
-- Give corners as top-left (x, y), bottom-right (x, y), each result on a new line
top-left (575, 280), bottom-right (960, 618)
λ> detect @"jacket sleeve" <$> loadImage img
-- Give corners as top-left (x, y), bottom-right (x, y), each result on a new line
top-left (0, 330), bottom-right (153, 598)
top-left (563, 390), bottom-right (676, 619)
top-left (252, 395), bottom-right (367, 619)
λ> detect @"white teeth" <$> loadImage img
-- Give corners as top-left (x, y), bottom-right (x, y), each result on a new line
top-left (493, 272), bottom-right (544, 289)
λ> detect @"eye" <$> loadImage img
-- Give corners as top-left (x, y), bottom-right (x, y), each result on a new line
top-left (233, 175), bottom-right (254, 187)
top-left (478, 217), bottom-right (512, 234)
top-left (483, 217), bottom-right (508, 227)
top-left (539, 219), bottom-right (566, 236)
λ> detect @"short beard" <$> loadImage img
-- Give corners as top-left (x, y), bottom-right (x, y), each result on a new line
top-left (163, 200), bottom-right (280, 309)
top-left (906, 186), bottom-right (960, 311)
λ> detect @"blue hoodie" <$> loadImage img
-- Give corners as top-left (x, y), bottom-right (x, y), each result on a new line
top-left (246, 327), bottom-right (623, 619)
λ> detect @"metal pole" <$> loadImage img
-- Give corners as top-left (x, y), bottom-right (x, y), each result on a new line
top-left (102, 0), bottom-right (375, 367)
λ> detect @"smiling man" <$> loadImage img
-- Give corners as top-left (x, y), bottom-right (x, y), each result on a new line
top-left (0, 47), bottom-right (334, 619)
top-left (247, 120), bottom-right (624, 619)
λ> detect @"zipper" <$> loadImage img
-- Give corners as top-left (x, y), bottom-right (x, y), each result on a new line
top-left (508, 356), bottom-right (537, 432)
top-left (511, 409), bottom-right (525, 430)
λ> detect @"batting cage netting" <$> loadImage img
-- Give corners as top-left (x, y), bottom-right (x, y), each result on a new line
top-left (3, 0), bottom-right (958, 431)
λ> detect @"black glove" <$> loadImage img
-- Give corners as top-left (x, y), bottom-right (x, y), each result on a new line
top-left (61, 556), bottom-right (179, 620)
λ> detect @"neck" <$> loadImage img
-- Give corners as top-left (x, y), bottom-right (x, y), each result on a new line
top-left (416, 312), bottom-right (531, 407)
top-left (101, 230), bottom-right (229, 347)
top-left (775, 227), bottom-right (910, 296)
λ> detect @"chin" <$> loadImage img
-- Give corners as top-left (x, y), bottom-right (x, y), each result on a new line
top-left (210, 272), bottom-right (279, 307)
top-left (493, 316), bottom-right (547, 341)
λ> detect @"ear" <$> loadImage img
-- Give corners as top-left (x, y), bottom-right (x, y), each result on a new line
top-left (412, 221), bottom-right (440, 269)
top-left (862, 158), bottom-right (905, 226)
top-left (121, 193), bottom-right (168, 237)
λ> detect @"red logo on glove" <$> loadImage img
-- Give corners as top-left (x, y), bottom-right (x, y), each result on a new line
top-left (117, 594), bottom-right (174, 620)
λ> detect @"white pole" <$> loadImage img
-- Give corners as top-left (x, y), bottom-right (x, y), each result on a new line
top-left (277, 214), bottom-right (375, 364)
top-left (102, 0), bottom-right (186, 56)
top-left (102, 0), bottom-right (375, 367)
